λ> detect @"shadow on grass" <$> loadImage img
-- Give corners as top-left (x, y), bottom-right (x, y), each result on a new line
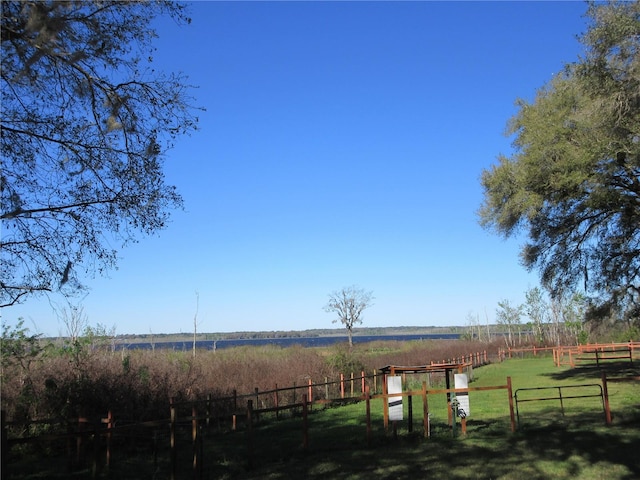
top-left (544, 361), bottom-right (639, 382)
top-left (7, 406), bottom-right (640, 480)
top-left (211, 406), bottom-right (640, 480)
top-left (7, 369), bottom-right (640, 480)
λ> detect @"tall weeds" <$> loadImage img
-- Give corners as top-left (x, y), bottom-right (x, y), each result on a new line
top-left (1, 338), bottom-right (497, 424)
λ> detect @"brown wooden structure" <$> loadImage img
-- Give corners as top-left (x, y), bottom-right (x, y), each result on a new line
top-left (554, 342), bottom-right (639, 368)
top-left (379, 362), bottom-right (471, 429)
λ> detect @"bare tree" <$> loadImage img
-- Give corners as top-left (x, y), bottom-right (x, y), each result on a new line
top-left (465, 311), bottom-right (482, 341)
top-left (495, 299), bottom-right (522, 348)
top-left (149, 328), bottom-right (156, 352)
top-left (324, 286), bottom-right (374, 348)
top-left (192, 291), bottom-right (200, 358)
top-left (58, 304), bottom-right (88, 344)
top-left (524, 287), bottom-right (549, 345)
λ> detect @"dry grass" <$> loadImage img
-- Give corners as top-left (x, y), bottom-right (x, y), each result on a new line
top-left (1, 339), bottom-right (496, 423)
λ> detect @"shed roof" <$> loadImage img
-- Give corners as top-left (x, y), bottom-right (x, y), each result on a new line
top-left (378, 362), bottom-right (470, 374)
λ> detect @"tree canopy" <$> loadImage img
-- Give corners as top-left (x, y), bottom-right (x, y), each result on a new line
top-left (1, 1), bottom-right (199, 307)
top-left (479, 1), bottom-right (640, 322)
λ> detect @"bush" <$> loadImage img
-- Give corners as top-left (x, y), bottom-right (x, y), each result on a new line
top-left (1, 329), bottom-right (498, 425)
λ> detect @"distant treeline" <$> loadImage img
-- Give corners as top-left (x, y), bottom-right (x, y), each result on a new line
top-left (115, 326), bottom-right (465, 344)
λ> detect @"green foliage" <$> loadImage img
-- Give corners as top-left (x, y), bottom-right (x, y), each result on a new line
top-left (1, 1), bottom-right (201, 306)
top-left (496, 299), bottom-right (524, 347)
top-left (137, 365), bottom-right (150, 386)
top-left (122, 354), bottom-right (131, 374)
top-left (325, 344), bottom-right (366, 374)
top-left (83, 322), bottom-right (116, 352)
top-left (1, 319), bottom-right (46, 373)
top-left (459, 331), bottom-right (474, 341)
top-left (1, 319), bottom-right (50, 421)
top-left (612, 324), bottom-right (640, 343)
top-left (58, 332), bottom-right (91, 376)
top-left (53, 318), bottom-right (117, 377)
top-left (557, 291), bottom-right (589, 345)
top-left (525, 287), bottom-right (549, 344)
top-left (479, 1), bottom-right (640, 322)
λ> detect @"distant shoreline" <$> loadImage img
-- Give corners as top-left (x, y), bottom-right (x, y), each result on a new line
top-left (109, 325), bottom-right (466, 344)
top-left (115, 332), bottom-right (463, 351)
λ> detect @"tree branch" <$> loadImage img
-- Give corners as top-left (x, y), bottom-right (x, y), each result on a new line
top-left (0, 284), bottom-right (51, 308)
top-left (1, 197), bottom-right (118, 220)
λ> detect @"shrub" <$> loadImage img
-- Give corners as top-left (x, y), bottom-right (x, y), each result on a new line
top-left (1, 331), bottom-right (499, 425)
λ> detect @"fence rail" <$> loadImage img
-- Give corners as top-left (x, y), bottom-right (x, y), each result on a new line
top-left (500, 345), bottom-right (556, 360)
top-left (2, 350), bottom-right (489, 478)
top-left (497, 342), bottom-right (640, 365)
top-left (514, 383), bottom-right (606, 426)
top-left (553, 342), bottom-right (639, 367)
top-left (4, 344), bottom-right (638, 479)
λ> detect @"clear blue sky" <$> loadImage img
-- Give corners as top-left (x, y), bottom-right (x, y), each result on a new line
top-left (6, 1), bottom-right (590, 337)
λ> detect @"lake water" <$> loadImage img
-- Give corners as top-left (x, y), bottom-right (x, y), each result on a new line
top-left (118, 333), bottom-right (461, 351)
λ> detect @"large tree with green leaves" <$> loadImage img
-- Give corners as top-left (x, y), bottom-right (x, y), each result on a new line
top-left (479, 1), bottom-right (640, 323)
top-left (1, 1), bottom-right (199, 307)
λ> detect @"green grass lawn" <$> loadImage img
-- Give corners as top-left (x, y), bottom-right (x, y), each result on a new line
top-left (220, 356), bottom-right (640, 480)
top-left (7, 355), bottom-right (640, 479)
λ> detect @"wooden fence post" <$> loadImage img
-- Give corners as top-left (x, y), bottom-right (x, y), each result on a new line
top-left (602, 372), bottom-right (612, 425)
top-left (91, 416), bottom-right (98, 479)
top-left (506, 376), bottom-right (516, 432)
top-left (192, 405), bottom-right (199, 479)
top-left (324, 377), bottom-right (329, 400)
top-left (170, 400), bottom-right (177, 480)
top-left (302, 394), bottom-right (309, 451)
top-left (67, 415), bottom-right (73, 473)
top-left (274, 384), bottom-right (279, 420)
top-left (105, 411), bottom-right (113, 469)
top-left (350, 372), bottom-right (355, 397)
top-left (382, 374), bottom-right (389, 430)
top-left (153, 431), bottom-right (159, 473)
top-left (365, 386), bottom-right (372, 447)
top-left (422, 381), bottom-right (429, 438)
top-left (340, 373), bottom-right (345, 399)
top-left (408, 394), bottom-right (413, 433)
top-left (254, 388), bottom-right (260, 422)
top-left (206, 394), bottom-right (212, 428)
top-left (1, 410), bottom-right (8, 478)
top-left (246, 400), bottom-right (254, 469)
top-left (308, 379), bottom-right (313, 410)
top-left (76, 416), bottom-right (83, 467)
